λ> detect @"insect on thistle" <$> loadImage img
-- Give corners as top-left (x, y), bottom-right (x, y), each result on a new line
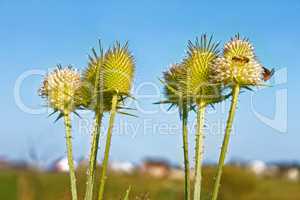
top-left (262, 67), bottom-right (275, 81)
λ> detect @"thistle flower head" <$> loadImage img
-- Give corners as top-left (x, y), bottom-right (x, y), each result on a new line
top-left (162, 63), bottom-right (190, 106)
top-left (39, 66), bottom-right (82, 114)
top-left (223, 35), bottom-right (255, 60)
top-left (102, 42), bottom-right (135, 95)
top-left (182, 34), bottom-right (225, 105)
top-left (211, 34), bottom-right (264, 86)
top-left (81, 44), bottom-right (112, 112)
top-left (81, 41), bottom-right (135, 113)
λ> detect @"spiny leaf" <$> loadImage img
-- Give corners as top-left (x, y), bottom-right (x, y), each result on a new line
top-left (153, 100), bottom-right (173, 105)
top-left (118, 111), bottom-right (138, 118)
top-left (48, 109), bottom-right (58, 117)
top-left (54, 112), bottom-right (64, 123)
top-left (117, 106), bottom-right (137, 111)
top-left (123, 186), bottom-right (131, 200)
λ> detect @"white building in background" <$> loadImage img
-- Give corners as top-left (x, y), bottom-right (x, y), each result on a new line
top-left (110, 161), bottom-right (135, 174)
top-left (54, 157), bottom-right (78, 172)
top-left (248, 160), bottom-right (267, 175)
top-left (285, 168), bottom-right (299, 181)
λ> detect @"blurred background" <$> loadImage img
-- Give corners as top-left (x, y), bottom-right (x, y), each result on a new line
top-left (0, 0), bottom-right (299, 199)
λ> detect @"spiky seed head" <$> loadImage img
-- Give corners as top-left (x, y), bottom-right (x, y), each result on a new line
top-left (102, 42), bottom-right (135, 95)
top-left (82, 49), bottom-right (105, 87)
top-left (223, 34), bottom-right (255, 60)
top-left (211, 35), bottom-right (264, 86)
top-left (163, 63), bottom-right (189, 105)
top-left (81, 45), bottom-right (114, 112)
top-left (212, 57), bottom-right (264, 86)
top-left (39, 66), bottom-right (82, 114)
top-left (183, 34), bottom-right (224, 105)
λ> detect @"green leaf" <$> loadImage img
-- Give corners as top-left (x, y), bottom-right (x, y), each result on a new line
top-left (123, 186), bottom-right (131, 200)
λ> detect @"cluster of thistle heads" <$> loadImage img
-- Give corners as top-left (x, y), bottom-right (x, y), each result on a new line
top-left (39, 34), bottom-right (271, 117)
top-left (161, 34), bottom-right (269, 111)
top-left (39, 41), bottom-right (135, 117)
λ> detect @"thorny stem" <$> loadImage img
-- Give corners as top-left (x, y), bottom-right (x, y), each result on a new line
top-left (85, 49), bottom-right (104, 200)
top-left (211, 84), bottom-right (240, 200)
top-left (98, 94), bottom-right (118, 200)
top-left (193, 101), bottom-right (206, 200)
top-left (64, 114), bottom-right (78, 200)
top-left (84, 112), bottom-right (103, 200)
top-left (182, 104), bottom-right (191, 200)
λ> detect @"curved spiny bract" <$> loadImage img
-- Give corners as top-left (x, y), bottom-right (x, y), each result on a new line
top-left (102, 42), bottom-right (135, 96)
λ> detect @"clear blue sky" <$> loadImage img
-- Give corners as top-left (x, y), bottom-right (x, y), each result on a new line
top-left (1, 0), bottom-right (299, 165)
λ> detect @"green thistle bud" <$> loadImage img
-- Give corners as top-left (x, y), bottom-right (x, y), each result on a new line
top-left (81, 41), bottom-right (135, 112)
top-left (183, 34), bottom-right (224, 105)
top-left (212, 35), bottom-right (264, 86)
top-left (102, 42), bottom-right (135, 95)
top-left (39, 66), bottom-right (82, 114)
top-left (81, 45), bottom-right (113, 112)
top-left (163, 63), bottom-right (190, 106)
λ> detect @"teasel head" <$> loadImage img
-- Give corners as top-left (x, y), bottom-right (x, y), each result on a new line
top-left (39, 65), bottom-right (83, 115)
top-left (81, 42), bottom-right (112, 112)
top-left (211, 34), bottom-right (264, 86)
top-left (182, 34), bottom-right (227, 106)
top-left (157, 63), bottom-right (196, 119)
top-left (162, 63), bottom-right (190, 106)
top-left (81, 41), bottom-right (135, 114)
top-left (102, 42), bottom-right (135, 96)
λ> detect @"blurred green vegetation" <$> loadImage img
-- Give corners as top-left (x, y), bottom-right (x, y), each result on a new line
top-left (0, 166), bottom-right (299, 200)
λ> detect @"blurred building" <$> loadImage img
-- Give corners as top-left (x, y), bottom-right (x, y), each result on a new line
top-left (248, 160), bottom-right (267, 176)
top-left (110, 161), bottom-right (135, 174)
top-left (285, 168), bottom-right (299, 181)
top-left (50, 157), bottom-right (78, 172)
top-left (140, 158), bottom-right (171, 178)
top-left (0, 157), bottom-right (10, 169)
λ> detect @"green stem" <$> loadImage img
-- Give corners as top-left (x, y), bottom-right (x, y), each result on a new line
top-left (85, 50), bottom-right (104, 200)
top-left (64, 114), bottom-right (78, 200)
top-left (193, 101), bottom-right (206, 200)
top-left (84, 112), bottom-right (103, 200)
top-left (98, 94), bottom-right (118, 200)
top-left (211, 84), bottom-right (240, 200)
top-left (182, 104), bottom-right (191, 200)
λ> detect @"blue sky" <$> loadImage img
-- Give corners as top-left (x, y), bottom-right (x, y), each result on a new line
top-left (0, 0), bottom-right (299, 165)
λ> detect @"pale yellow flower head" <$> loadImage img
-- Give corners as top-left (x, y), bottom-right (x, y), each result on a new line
top-left (39, 66), bottom-right (82, 114)
top-left (212, 35), bottom-right (264, 86)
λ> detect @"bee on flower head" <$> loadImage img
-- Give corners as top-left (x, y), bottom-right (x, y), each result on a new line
top-left (211, 34), bottom-right (275, 86)
top-left (231, 56), bottom-right (250, 65)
